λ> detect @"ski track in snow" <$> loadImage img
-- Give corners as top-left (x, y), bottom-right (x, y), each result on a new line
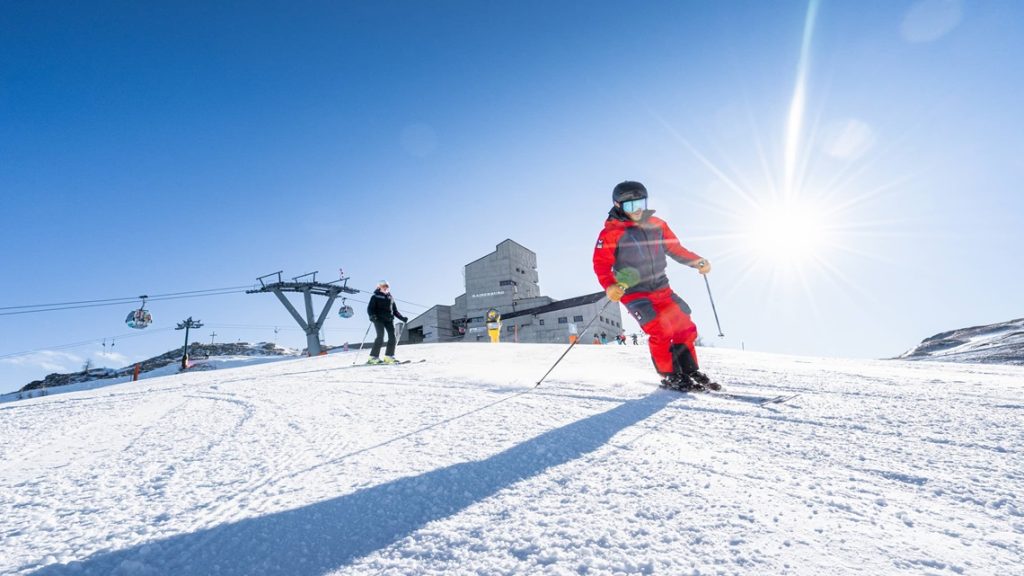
top-left (1, 344), bottom-right (1021, 575)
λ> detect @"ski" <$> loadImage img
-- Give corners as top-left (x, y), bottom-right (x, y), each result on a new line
top-left (756, 393), bottom-right (801, 405)
top-left (355, 359), bottom-right (426, 367)
top-left (660, 385), bottom-right (800, 407)
top-left (708, 390), bottom-right (801, 407)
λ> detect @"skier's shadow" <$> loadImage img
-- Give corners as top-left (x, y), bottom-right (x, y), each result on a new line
top-left (33, 392), bottom-right (674, 576)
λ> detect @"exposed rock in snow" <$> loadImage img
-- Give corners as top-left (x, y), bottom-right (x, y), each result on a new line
top-left (897, 318), bottom-right (1024, 365)
top-left (18, 342), bottom-right (299, 392)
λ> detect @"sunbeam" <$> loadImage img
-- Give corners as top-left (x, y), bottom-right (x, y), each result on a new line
top-left (784, 0), bottom-right (821, 199)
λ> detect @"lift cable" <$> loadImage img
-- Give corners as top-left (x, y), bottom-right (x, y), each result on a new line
top-left (0, 285), bottom-right (253, 312)
top-left (0, 288), bottom-right (247, 317)
top-left (0, 327), bottom-right (177, 360)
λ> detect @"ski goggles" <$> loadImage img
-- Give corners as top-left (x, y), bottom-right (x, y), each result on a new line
top-left (621, 198), bottom-right (647, 213)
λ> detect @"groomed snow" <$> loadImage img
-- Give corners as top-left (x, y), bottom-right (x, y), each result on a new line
top-left (1, 343), bottom-right (1021, 575)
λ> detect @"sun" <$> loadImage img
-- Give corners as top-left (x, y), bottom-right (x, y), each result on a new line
top-left (744, 199), bottom-right (833, 265)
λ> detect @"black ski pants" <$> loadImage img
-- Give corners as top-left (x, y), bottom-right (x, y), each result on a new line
top-left (370, 319), bottom-right (396, 358)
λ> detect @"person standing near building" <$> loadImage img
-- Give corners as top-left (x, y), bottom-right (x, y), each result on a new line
top-left (486, 308), bottom-right (502, 343)
top-left (592, 180), bottom-right (720, 391)
top-left (366, 280), bottom-right (408, 364)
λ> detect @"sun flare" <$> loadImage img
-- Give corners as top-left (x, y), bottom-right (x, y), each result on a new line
top-left (745, 200), bottom-right (832, 264)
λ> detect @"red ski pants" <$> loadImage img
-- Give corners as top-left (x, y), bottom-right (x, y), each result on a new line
top-left (621, 287), bottom-right (699, 375)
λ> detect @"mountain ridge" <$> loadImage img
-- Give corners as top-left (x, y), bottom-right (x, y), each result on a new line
top-left (896, 317), bottom-right (1024, 365)
top-left (18, 341), bottom-right (298, 393)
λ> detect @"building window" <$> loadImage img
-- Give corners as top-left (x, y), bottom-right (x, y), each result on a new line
top-left (557, 317), bottom-right (568, 324)
top-left (507, 325), bottom-right (515, 332)
top-left (574, 315), bottom-right (584, 322)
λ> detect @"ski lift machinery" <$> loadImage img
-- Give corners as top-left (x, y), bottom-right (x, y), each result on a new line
top-left (125, 295), bottom-right (152, 329)
top-left (247, 270), bottom-right (359, 357)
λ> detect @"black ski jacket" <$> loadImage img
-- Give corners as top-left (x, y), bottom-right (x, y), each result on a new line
top-left (367, 289), bottom-right (408, 323)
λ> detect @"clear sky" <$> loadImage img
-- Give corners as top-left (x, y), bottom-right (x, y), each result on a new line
top-left (2, 0), bottom-right (1022, 392)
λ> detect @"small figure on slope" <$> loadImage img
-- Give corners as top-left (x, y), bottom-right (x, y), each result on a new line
top-left (486, 308), bottom-right (502, 343)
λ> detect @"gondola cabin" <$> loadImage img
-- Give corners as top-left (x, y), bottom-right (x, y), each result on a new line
top-left (126, 296), bottom-right (152, 329)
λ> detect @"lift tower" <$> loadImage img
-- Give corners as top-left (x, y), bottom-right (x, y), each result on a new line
top-left (247, 271), bottom-right (359, 356)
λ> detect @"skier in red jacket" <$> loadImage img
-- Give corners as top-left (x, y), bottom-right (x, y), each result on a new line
top-left (593, 181), bottom-right (720, 391)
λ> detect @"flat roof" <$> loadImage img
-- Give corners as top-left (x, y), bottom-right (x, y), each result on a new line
top-left (502, 292), bottom-right (606, 320)
top-left (464, 238), bottom-right (535, 268)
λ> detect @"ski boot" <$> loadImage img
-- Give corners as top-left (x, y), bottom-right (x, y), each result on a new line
top-left (689, 370), bottom-right (722, 391)
top-left (366, 357), bottom-right (383, 365)
top-left (659, 372), bottom-right (706, 392)
top-left (382, 356), bottom-right (398, 364)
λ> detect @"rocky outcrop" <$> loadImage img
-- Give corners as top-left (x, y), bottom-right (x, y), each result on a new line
top-left (21, 342), bottom-right (295, 392)
top-left (897, 318), bottom-right (1024, 365)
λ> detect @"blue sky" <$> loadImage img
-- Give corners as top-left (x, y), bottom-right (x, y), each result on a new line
top-left (2, 0), bottom-right (1022, 392)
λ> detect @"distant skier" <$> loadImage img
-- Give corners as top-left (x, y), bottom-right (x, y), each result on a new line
top-left (486, 309), bottom-right (502, 343)
top-left (592, 180), bottom-right (720, 391)
top-left (366, 280), bottom-right (409, 364)
top-left (631, 333), bottom-right (639, 345)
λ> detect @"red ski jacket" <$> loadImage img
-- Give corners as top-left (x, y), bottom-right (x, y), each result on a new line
top-left (593, 209), bottom-right (702, 295)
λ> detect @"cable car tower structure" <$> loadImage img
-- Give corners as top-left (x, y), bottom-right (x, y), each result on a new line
top-left (247, 271), bottom-right (358, 356)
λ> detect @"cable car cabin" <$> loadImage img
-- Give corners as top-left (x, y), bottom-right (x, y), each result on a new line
top-left (337, 305), bottom-right (355, 319)
top-left (126, 308), bottom-right (153, 329)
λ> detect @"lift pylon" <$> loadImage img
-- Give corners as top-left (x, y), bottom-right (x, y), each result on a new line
top-left (246, 271), bottom-right (359, 356)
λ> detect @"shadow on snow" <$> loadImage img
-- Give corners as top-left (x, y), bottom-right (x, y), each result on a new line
top-left (32, 392), bottom-right (675, 576)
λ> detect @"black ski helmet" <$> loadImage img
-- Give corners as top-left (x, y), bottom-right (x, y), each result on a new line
top-left (612, 181), bottom-right (647, 203)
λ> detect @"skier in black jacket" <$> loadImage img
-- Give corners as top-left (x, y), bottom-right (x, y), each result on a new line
top-left (366, 280), bottom-right (408, 364)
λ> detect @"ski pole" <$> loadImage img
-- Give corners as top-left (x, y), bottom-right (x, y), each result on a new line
top-left (536, 298), bottom-right (613, 387)
top-left (703, 275), bottom-right (725, 337)
top-left (353, 322), bottom-right (373, 365)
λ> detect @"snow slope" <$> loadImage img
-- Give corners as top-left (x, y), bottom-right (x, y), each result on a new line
top-left (1, 343), bottom-right (1021, 575)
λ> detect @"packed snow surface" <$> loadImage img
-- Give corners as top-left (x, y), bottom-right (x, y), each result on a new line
top-left (1, 343), bottom-right (1021, 575)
